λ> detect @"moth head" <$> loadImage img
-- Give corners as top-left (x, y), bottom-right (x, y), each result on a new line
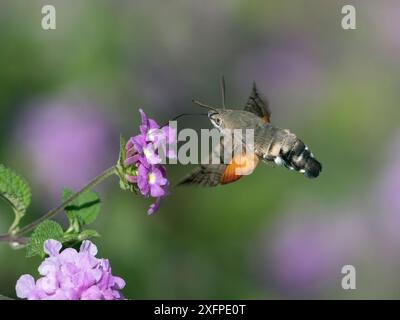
top-left (208, 110), bottom-right (224, 129)
top-left (192, 100), bottom-right (225, 129)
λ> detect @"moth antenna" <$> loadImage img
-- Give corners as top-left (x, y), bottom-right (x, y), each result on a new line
top-left (160, 113), bottom-right (207, 128)
top-left (220, 76), bottom-right (226, 109)
top-left (171, 113), bottom-right (208, 121)
top-left (192, 99), bottom-right (219, 113)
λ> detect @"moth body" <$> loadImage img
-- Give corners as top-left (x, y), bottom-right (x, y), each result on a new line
top-left (179, 81), bottom-right (322, 187)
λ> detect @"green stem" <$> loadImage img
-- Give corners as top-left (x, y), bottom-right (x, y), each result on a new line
top-left (0, 234), bottom-right (28, 246)
top-left (0, 194), bottom-right (20, 232)
top-left (1, 166), bottom-right (116, 241)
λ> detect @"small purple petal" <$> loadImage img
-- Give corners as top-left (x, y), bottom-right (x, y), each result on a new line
top-left (81, 286), bottom-right (104, 300)
top-left (139, 109), bottom-right (160, 135)
top-left (138, 108), bottom-right (148, 124)
top-left (80, 240), bottom-right (98, 256)
top-left (124, 154), bottom-right (140, 166)
top-left (43, 239), bottom-right (62, 257)
top-left (38, 258), bottom-right (58, 276)
top-left (113, 277), bottom-right (126, 290)
top-left (46, 290), bottom-right (69, 300)
top-left (36, 276), bottom-right (57, 295)
top-left (131, 134), bottom-right (147, 152)
top-left (58, 248), bottom-right (78, 264)
top-left (125, 139), bottom-right (134, 150)
top-left (150, 184), bottom-right (166, 197)
top-left (163, 126), bottom-right (177, 144)
top-left (148, 198), bottom-right (162, 215)
top-left (147, 128), bottom-right (164, 144)
top-left (126, 147), bottom-right (137, 158)
top-left (148, 119), bottom-right (159, 130)
top-left (152, 166), bottom-right (168, 185)
top-left (16, 275), bottom-right (36, 299)
top-left (138, 167), bottom-right (152, 194)
top-left (143, 145), bottom-right (162, 164)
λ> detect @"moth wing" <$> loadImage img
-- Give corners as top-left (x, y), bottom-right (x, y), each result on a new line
top-left (178, 163), bottom-right (229, 187)
top-left (244, 82), bottom-right (271, 123)
top-left (220, 153), bottom-right (259, 184)
top-left (178, 142), bottom-right (259, 187)
top-left (178, 137), bottom-right (226, 187)
top-left (178, 127), bottom-right (260, 187)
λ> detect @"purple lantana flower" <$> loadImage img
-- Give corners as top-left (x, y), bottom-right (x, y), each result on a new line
top-left (137, 165), bottom-right (168, 197)
top-left (122, 109), bottom-right (175, 214)
top-left (16, 239), bottom-right (125, 300)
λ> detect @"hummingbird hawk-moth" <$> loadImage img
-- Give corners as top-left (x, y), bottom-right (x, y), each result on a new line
top-left (179, 79), bottom-right (322, 187)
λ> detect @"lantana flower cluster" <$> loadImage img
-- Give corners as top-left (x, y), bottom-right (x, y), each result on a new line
top-left (15, 240), bottom-right (125, 300)
top-left (124, 109), bottom-right (176, 214)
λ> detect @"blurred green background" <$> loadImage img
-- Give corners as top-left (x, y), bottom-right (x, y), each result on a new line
top-left (1, 0), bottom-right (400, 299)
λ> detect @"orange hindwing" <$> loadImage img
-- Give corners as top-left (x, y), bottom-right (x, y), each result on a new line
top-left (220, 153), bottom-right (259, 185)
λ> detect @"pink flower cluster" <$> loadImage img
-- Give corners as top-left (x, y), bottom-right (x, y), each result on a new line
top-left (16, 240), bottom-right (125, 300)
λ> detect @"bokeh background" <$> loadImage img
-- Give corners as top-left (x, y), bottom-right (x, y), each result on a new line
top-left (0, 0), bottom-right (399, 299)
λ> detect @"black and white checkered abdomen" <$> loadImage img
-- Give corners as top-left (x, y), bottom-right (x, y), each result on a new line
top-left (255, 126), bottom-right (322, 178)
top-left (281, 140), bottom-right (322, 178)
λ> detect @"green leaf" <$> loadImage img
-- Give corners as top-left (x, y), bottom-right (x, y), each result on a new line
top-left (62, 188), bottom-right (101, 233)
top-left (116, 135), bottom-right (128, 189)
top-left (26, 220), bottom-right (63, 258)
top-left (0, 164), bottom-right (31, 232)
top-left (118, 134), bottom-right (127, 167)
